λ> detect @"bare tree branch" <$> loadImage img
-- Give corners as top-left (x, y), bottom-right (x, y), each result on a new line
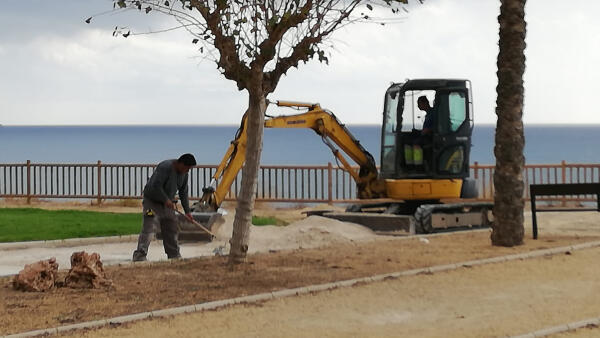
top-left (93, 0), bottom-right (409, 91)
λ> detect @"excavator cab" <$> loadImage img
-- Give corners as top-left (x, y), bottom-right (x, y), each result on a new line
top-left (381, 79), bottom-right (473, 182)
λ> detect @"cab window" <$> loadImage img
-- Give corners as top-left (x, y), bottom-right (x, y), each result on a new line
top-left (400, 90), bottom-right (435, 132)
top-left (448, 92), bottom-right (467, 132)
top-left (381, 90), bottom-right (399, 173)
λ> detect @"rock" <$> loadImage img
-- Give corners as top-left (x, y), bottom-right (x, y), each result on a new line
top-left (12, 257), bottom-right (59, 292)
top-left (64, 251), bottom-right (112, 289)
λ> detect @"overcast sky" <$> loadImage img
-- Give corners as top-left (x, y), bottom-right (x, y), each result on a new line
top-left (0, 0), bottom-right (599, 126)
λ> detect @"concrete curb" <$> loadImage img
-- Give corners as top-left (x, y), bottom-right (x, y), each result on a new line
top-left (511, 317), bottom-right (600, 337)
top-left (0, 235), bottom-right (138, 251)
top-left (5, 240), bottom-right (600, 338)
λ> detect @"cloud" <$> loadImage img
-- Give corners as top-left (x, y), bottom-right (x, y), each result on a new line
top-left (0, 0), bottom-right (599, 125)
top-left (0, 21), bottom-right (246, 125)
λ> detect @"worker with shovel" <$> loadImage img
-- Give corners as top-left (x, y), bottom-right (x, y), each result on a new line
top-left (132, 154), bottom-right (197, 262)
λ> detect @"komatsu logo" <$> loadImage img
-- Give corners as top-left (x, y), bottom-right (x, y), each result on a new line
top-left (287, 120), bottom-right (306, 125)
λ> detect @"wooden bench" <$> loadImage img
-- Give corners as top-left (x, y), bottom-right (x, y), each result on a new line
top-left (530, 183), bottom-right (600, 239)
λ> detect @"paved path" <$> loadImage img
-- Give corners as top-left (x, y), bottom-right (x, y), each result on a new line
top-left (0, 239), bottom-right (227, 276)
top-left (71, 247), bottom-right (600, 338)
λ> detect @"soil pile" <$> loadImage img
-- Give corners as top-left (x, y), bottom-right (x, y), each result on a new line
top-left (64, 251), bottom-right (112, 289)
top-left (12, 257), bottom-right (59, 292)
top-left (213, 215), bottom-right (379, 252)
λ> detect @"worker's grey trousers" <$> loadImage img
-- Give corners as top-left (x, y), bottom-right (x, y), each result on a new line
top-left (133, 198), bottom-right (181, 259)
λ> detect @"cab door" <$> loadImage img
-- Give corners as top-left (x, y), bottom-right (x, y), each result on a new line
top-left (432, 88), bottom-right (472, 179)
top-left (380, 87), bottom-right (401, 179)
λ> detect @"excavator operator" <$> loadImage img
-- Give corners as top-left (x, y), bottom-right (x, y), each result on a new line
top-left (418, 96), bottom-right (435, 135)
top-left (404, 96), bottom-right (435, 171)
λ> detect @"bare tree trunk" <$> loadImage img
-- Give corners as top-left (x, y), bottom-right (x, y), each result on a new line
top-left (491, 0), bottom-right (527, 246)
top-left (229, 74), bottom-right (266, 264)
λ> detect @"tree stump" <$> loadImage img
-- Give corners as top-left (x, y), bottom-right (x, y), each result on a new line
top-left (12, 257), bottom-right (59, 292)
top-left (64, 251), bottom-right (112, 289)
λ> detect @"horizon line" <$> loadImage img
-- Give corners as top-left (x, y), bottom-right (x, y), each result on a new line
top-left (3, 123), bottom-right (600, 127)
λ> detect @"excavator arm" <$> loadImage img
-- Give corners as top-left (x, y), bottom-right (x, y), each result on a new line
top-left (196, 101), bottom-right (386, 212)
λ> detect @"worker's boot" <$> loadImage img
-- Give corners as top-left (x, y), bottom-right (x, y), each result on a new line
top-left (132, 250), bottom-right (147, 262)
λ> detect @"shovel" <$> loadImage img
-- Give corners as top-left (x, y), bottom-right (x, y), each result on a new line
top-left (174, 209), bottom-right (216, 239)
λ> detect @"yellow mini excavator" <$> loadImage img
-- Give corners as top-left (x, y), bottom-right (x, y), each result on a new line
top-left (188, 79), bottom-right (492, 239)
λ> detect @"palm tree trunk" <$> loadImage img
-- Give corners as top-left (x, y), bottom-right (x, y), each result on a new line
top-left (491, 0), bottom-right (527, 246)
top-left (228, 77), bottom-right (266, 264)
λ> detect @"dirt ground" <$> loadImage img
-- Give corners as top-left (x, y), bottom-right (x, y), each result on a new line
top-left (556, 326), bottom-right (600, 337)
top-left (1, 231), bottom-right (595, 335)
top-left (64, 246), bottom-right (600, 338)
top-left (2, 198), bottom-right (600, 336)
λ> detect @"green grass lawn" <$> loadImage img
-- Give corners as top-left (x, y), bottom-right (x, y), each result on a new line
top-left (0, 208), bottom-right (289, 242)
top-left (252, 215), bottom-right (289, 227)
top-left (0, 208), bottom-right (141, 242)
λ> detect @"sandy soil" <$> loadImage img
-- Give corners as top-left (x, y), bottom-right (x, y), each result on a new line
top-left (1, 231), bottom-right (593, 335)
top-left (2, 198), bottom-right (600, 336)
top-left (556, 326), bottom-right (600, 337)
top-left (523, 210), bottom-right (600, 237)
top-left (212, 214), bottom-right (380, 250)
top-left (64, 246), bottom-right (600, 338)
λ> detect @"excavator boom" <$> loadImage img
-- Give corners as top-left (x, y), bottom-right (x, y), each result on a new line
top-left (196, 101), bottom-right (385, 212)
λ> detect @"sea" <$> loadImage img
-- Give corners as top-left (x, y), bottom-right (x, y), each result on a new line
top-left (1, 125), bottom-right (599, 165)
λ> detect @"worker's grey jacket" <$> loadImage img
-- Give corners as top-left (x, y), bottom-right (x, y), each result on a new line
top-left (143, 159), bottom-right (190, 213)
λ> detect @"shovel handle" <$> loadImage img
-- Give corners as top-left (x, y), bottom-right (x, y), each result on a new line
top-left (175, 210), bottom-right (216, 238)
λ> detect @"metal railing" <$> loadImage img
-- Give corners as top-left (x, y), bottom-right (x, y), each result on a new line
top-left (1, 161), bottom-right (599, 204)
top-left (471, 161), bottom-right (600, 204)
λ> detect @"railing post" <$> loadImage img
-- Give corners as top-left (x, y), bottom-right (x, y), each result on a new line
top-left (97, 160), bottom-right (102, 205)
top-left (26, 160), bottom-right (31, 204)
top-left (561, 160), bottom-right (567, 206)
top-left (327, 162), bottom-right (333, 205)
top-left (472, 162), bottom-right (479, 200)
